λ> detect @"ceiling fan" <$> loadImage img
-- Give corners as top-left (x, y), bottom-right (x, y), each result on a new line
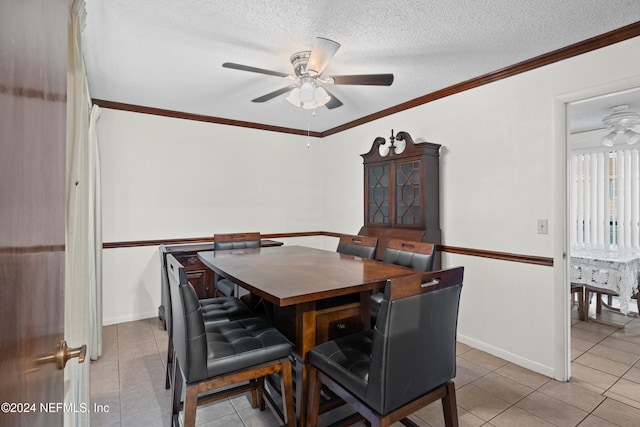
top-left (572, 105), bottom-right (640, 146)
top-left (222, 37), bottom-right (394, 110)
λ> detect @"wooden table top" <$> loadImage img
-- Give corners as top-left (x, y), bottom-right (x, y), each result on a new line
top-left (197, 245), bottom-right (417, 307)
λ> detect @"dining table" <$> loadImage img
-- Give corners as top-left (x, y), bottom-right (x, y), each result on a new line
top-left (197, 244), bottom-right (418, 426)
top-left (570, 247), bottom-right (640, 321)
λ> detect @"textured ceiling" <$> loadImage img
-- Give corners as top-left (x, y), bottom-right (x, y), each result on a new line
top-left (83, 0), bottom-right (640, 134)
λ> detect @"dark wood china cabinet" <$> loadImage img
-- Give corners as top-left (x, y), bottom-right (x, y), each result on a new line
top-left (359, 130), bottom-right (442, 264)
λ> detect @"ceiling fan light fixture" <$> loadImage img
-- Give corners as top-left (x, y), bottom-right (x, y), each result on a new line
top-left (602, 131), bottom-right (617, 147)
top-left (286, 87), bottom-right (302, 107)
top-left (624, 128), bottom-right (640, 145)
top-left (314, 86), bottom-right (330, 106)
top-left (602, 105), bottom-right (640, 130)
top-left (286, 78), bottom-right (331, 109)
top-left (299, 81), bottom-right (315, 103)
top-left (226, 37), bottom-right (392, 110)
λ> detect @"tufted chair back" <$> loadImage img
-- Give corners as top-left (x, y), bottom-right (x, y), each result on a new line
top-left (213, 232), bottom-right (261, 251)
top-left (212, 232), bottom-right (261, 297)
top-left (336, 234), bottom-right (378, 259)
top-left (382, 239), bottom-right (435, 272)
top-left (168, 255), bottom-right (209, 383)
top-left (366, 268), bottom-right (463, 414)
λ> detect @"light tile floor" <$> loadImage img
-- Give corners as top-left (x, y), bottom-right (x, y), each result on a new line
top-left (90, 305), bottom-right (640, 426)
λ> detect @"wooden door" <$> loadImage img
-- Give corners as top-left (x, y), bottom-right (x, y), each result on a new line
top-left (0, 1), bottom-right (69, 426)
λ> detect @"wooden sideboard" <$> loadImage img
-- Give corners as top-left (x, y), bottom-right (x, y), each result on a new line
top-left (158, 240), bottom-right (282, 327)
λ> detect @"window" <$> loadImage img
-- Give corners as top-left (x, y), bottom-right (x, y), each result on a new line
top-left (571, 147), bottom-right (640, 248)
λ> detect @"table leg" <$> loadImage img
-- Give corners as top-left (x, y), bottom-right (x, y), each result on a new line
top-left (294, 354), bottom-right (310, 427)
top-left (294, 301), bottom-right (317, 427)
top-left (583, 288), bottom-right (590, 322)
top-left (573, 286), bottom-right (585, 322)
top-left (359, 290), bottom-right (371, 330)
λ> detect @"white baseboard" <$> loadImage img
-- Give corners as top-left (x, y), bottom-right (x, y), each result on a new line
top-left (458, 333), bottom-right (555, 379)
top-left (103, 310), bottom-right (159, 326)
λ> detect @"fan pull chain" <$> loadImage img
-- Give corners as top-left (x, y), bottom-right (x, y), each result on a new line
top-left (307, 108), bottom-right (315, 148)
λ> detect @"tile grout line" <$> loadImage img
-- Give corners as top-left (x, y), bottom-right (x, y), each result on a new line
top-left (97, 314), bottom-right (640, 427)
top-left (574, 320), bottom-right (640, 423)
top-left (460, 316), bottom-right (638, 426)
top-left (470, 360), bottom-right (551, 426)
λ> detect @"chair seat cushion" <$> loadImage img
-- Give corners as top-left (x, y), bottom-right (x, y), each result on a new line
top-left (308, 330), bottom-right (373, 402)
top-left (205, 317), bottom-right (292, 377)
top-left (199, 297), bottom-right (253, 325)
top-left (216, 278), bottom-right (236, 297)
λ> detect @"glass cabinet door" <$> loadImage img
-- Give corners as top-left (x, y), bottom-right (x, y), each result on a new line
top-left (367, 164), bottom-right (390, 225)
top-left (395, 160), bottom-right (422, 226)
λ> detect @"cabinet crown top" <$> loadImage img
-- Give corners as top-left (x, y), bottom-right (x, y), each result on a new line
top-left (361, 130), bottom-right (441, 161)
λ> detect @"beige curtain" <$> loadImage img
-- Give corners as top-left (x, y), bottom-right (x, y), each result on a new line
top-left (88, 104), bottom-right (103, 360)
top-left (65, 0), bottom-right (102, 425)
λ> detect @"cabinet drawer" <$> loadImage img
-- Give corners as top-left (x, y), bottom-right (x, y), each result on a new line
top-left (315, 304), bottom-right (361, 345)
top-left (325, 315), bottom-right (361, 341)
top-left (173, 253), bottom-right (215, 299)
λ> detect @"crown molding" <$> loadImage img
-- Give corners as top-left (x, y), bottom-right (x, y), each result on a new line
top-left (93, 22), bottom-right (640, 138)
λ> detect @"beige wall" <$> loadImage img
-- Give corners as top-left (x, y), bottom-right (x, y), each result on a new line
top-left (99, 36), bottom-right (640, 379)
top-left (321, 36), bottom-right (640, 379)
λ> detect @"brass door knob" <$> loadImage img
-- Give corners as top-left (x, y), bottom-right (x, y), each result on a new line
top-left (37, 340), bottom-right (87, 370)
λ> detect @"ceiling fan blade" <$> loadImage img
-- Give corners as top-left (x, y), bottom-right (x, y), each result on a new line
top-left (325, 97), bottom-right (343, 110)
top-left (251, 85), bottom-right (297, 103)
top-left (307, 37), bottom-right (341, 76)
top-left (322, 88), bottom-right (343, 109)
top-left (223, 62), bottom-right (291, 78)
top-left (330, 74), bottom-right (394, 86)
top-left (569, 128), bottom-right (607, 144)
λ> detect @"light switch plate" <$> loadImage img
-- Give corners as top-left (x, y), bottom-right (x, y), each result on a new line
top-left (537, 219), bottom-right (548, 234)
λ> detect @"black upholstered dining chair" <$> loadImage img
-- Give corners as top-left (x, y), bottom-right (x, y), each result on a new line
top-left (381, 238), bottom-right (436, 271)
top-left (169, 260), bottom-right (295, 427)
top-left (164, 254), bottom-right (253, 389)
top-left (306, 267), bottom-right (464, 427)
top-left (370, 239), bottom-right (436, 320)
top-left (314, 234), bottom-right (380, 311)
top-left (336, 234), bottom-right (378, 259)
top-left (213, 232), bottom-right (261, 297)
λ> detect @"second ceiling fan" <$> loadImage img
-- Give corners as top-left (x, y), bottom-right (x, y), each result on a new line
top-left (223, 37), bottom-right (394, 110)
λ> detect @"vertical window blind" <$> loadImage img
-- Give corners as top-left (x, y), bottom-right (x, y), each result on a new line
top-left (570, 146), bottom-right (640, 249)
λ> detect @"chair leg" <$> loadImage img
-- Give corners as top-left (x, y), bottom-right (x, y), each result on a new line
top-left (596, 292), bottom-right (603, 314)
top-left (280, 359), bottom-right (295, 427)
top-left (305, 365), bottom-right (322, 427)
top-left (441, 382), bottom-right (459, 427)
top-left (576, 288), bottom-right (585, 321)
top-left (257, 377), bottom-right (265, 410)
top-left (183, 384), bottom-right (199, 427)
top-left (171, 360), bottom-right (183, 427)
top-left (165, 338), bottom-right (173, 389)
top-left (584, 289), bottom-right (591, 320)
